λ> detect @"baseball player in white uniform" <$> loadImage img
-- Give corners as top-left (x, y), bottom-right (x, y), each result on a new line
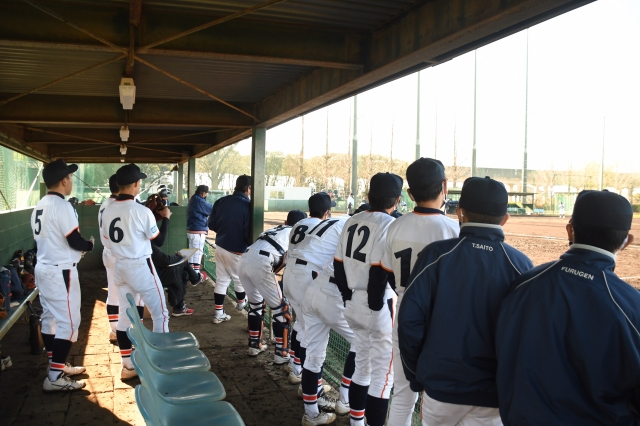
top-left (382, 158), bottom-right (459, 425)
top-left (334, 172), bottom-right (402, 426)
top-left (239, 210), bottom-right (307, 364)
top-left (283, 192), bottom-right (335, 382)
top-left (102, 163), bottom-right (171, 380)
top-left (294, 212), bottom-right (357, 425)
top-left (32, 159), bottom-right (94, 392)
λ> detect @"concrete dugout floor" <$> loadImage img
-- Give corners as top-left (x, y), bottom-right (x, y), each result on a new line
top-left (0, 269), bottom-right (349, 426)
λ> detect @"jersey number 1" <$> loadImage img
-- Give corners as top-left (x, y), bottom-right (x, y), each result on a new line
top-left (394, 248), bottom-right (412, 287)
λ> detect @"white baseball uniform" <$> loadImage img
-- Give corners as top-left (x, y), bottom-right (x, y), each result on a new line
top-left (101, 197), bottom-right (169, 334)
top-left (381, 209), bottom-right (459, 426)
top-left (335, 211), bottom-right (397, 399)
top-left (283, 216), bottom-right (322, 345)
top-left (187, 233), bottom-right (206, 266)
top-left (31, 193), bottom-right (84, 342)
top-left (213, 245), bottom-right (245, 301)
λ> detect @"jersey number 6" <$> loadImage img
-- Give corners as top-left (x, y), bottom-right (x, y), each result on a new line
top-left (109, 218), bottom-right (124, 243)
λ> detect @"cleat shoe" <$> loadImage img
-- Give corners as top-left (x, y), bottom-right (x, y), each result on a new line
top-left (63, 363), bottom-right (86, 376)
top-left (235, 300), bottom-right (246, 311)
top-left (274, 353), bottom-right (290, 365)
top-left (212, 312), bottom-right (231, 324)
top-left (298, 384), bottom-right (332, 399)
top-left (120, 366), bottom-right (138, 381)
top-left (109, 331), bottom-right (117, 342)
top-left (302, 412), bottom-right (336, 425)
top-left (1, 356), bottom-right (12, 371)
top-left (335, 400), bottom-right (350, 416)
top-left (172, 307), bottom-right (195, 317)
top-left (317, 393), bottom-right (337, 412)
top-left (43, 374), bottom-right (86, 393)
top-left (248, 344), bottom-right (267, 357)
top-left (288, 370), bottom-right (302, 384)
top-left (192, 272), bottom-right (206, 287)
top-left (284, 363), bottom-right (293, 373)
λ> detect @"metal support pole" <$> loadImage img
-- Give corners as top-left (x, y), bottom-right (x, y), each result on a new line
top-left (415, 72), bottom-right (421, 160)
top-left (251, 127), bottom-right (266, 243)
top-left (187, 157), bottom-right (196, 196)
top-left (472, 50), bottom-right (477, 177)
top-left (522, 30), bottom-right (529, 193)
top-left (351, 96), bottom-right (358, 198)
top-left (177, 163), bottom-right (184, 205)
top-left (600, 117), bottom-right (605, 190)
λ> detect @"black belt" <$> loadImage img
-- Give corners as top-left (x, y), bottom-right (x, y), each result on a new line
top-left (329, 276), bottom-right (337, 284)
top-left (258, 250), bottom-right (271, 257)
top-left (50, 263), bottom-right (76, 267)
top-left (295, 259), bottom-right (307, 266)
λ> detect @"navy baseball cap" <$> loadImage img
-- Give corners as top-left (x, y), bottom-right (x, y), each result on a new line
top-left (459, 176), bottom-right (508, 216)
top-left (108, 174), bottom-right (119, 194)
top-left (43, 159), bottom-right (78, 187)
top-left (573, 190), bottom-right (633, 231)
top-left (370, 172), bottom-right (403, 198)
top-left (287, 210), bottom-right (307, 226)
top-left (406, 158), bottom-right (445, 189)
top-left (309, 192), bottom-right (336, 213)
top-left (196, 185), bottom-right (209, 194)
top-left (116, 163), bottom-right (147, 185)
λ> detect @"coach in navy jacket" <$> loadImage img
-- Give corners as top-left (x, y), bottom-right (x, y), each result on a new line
top-left (208, 178), bottom-right (252, 253)
top-left (398, 177), bottom-right (533, 423)
top-left (186, 186), bottom-right (213, 232)
top-left (496, 190), bottom-right (639, 426)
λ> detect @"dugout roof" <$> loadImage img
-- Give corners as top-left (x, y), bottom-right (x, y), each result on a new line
top-left (0, 0), bottom-right (593, 164)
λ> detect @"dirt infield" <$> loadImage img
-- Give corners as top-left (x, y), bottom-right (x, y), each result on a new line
top-left (261, 212), bottom-right (640, 288)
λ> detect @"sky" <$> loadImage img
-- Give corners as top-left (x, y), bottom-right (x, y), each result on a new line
top-left (234, 0), bottom-right (640, 173)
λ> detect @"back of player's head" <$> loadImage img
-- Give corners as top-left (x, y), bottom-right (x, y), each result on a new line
top-left (108, 174), bottom-right (119, 194)
top-left (459, 176), bottom-right (508, 225)
top-left (287, 209), bottom-right (307, 226)
top-left (308, 192), bottom-right (336, 218)
top-left (43, 159), bottom-right (78, 188)
top-left (235, 175), bottom-right (251, 192)
top-left (145, 194), bottom-right (165, 221)
top-left (116, 163), bottom-right (147, 187)
top-left (406, 157), bottom-right (446, 202)
top-left (368, 172), bottom-right (403, 211)
top-left (571, 190), bottom-right (633, 252)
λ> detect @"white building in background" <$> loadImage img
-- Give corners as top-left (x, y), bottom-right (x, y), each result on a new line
top-left (266, 186), bottom-right (312, 201)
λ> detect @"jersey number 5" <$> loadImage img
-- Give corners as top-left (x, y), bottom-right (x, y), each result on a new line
top-left (34, 209), bottom-right (44, 235)
top-left (345, 224), bottom-right (370, 263)
top-left (109, 218), bottom-right (124, 243)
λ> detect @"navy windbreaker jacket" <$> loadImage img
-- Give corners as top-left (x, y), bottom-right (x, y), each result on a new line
top-left (398, 223), bottom-right (533, 408)
top-left (496, 244), bottom-right (640, 426)
top-left (207, 191), bottom-right (251, 253)
top-left (186, 194), bottom-right (213, 231)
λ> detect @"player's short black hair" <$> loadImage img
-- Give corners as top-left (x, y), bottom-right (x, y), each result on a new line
top-left (117, 182), bottom-right (135, 190)
top-left (463, 210), bottom-right (505, 225)
top-left (310, 210), bottom-right (326, 219)
top-left (368, 195), bottom-right (398, 211)
top-left (410, 181), bottom-right (444, 203)
top-left (572, 223), bottom-right (629, 253)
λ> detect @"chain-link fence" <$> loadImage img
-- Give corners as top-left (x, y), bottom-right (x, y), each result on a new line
top-left (202, 241), bottom-right (421, 425)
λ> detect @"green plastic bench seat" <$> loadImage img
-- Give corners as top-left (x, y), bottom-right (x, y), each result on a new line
top-left (126, 308), bottom-right (210, 374)
top-left (126, 293), bottom-right (199, 351)
top-left (131, 349), bottom-right (225, 404)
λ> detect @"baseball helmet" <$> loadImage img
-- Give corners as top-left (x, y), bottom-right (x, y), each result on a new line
top-left (145, 194), bottom-right (165, 221)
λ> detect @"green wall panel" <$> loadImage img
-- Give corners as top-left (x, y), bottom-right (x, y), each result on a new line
top-left (0, 208), bottom-right (35, 266)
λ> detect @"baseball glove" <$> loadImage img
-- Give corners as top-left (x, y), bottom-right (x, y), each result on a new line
top-left (21, 273), bottom-right (36, 290)
top-left (145, 194), bottom-right (166, 221)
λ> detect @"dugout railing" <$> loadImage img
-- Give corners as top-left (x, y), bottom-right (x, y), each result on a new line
top-left (202, 241), bottom-right (421, 425)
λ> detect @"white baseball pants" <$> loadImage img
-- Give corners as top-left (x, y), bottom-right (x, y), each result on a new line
top-left (344, 288), bottom-right (396, 398)
top-left (114, 257), bottom-right (169, 333)
top-left (214, 245), bottom-right (244, 295)
top-left (103, 248), bottom-right (118, 306)
top-left (187, 233), bottom-right (206, 265)
top-left (283, 262), bottom-right (315, 347)
top-left (420, 392), bottom-right (501, 426)
top-left (301, 273), bottom-right (355, 372)
top-left (238, 249), bottom-right (283, 309)
top-left (35, 263), bottom-right (81, 342)
top-left (388, 293), bottom-right (419, 426)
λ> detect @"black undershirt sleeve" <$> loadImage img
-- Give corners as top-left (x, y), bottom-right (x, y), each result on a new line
top-left (66, 230), bottom-right (93, 252)
top-left (367, 265), bottom-right (391, 311)
top-left (153, 218), bottom-right (169, 247)
top-left (333, 260), bottom-right (351, 302)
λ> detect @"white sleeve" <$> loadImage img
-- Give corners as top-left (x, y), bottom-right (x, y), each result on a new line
top-left (142, 208), bottom-right (160, 240)
top-left (59, 202), bottom-right (80, 237)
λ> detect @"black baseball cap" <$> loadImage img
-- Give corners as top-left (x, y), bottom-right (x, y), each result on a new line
top-left (108, 174), bottom-right (119, 194)
top-left (43, 159), bottom-right (78, 187)
top-left (406, 158), bottom-right (445, 189)
top-left (116, 163), bottom-right (147, 186)
top-left (309, 192), bottom-right (336, 213)
top-left (235, 175), bottom-right (251, 190)
top-left (572, 190), bottom-right (633, 231)
top-left (287, 210), bottom-right (308, 226)
top-left (459, 176), bottom-right (508, 216)
top-left (196, 185), bottom-right (209, 194)
top-left (369, 172), bottom-right (403, 198)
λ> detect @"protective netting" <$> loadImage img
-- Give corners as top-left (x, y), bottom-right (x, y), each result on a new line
top-left (202, 241), bottom-right (421, 425)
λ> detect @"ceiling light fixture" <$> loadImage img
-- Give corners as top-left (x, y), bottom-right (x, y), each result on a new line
top-left (119, 126), bottom-right (130, 142)
top-left (120, 144), bottom-right (127, 155)
top-left (119, 78), bottom-right (136, 110)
